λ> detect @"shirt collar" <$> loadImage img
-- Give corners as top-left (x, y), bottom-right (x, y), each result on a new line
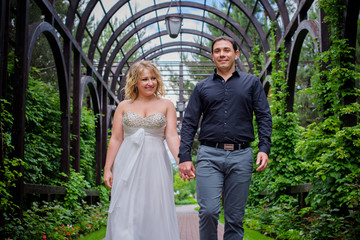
top-left (212, 67), bottom-right (240, 80)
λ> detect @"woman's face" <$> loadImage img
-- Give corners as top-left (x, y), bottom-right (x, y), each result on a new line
top-left (135, 68), bottom-right (158, 98)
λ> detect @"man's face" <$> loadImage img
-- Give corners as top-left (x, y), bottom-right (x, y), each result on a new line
top-left (211, 40), bottom-right (239, 72)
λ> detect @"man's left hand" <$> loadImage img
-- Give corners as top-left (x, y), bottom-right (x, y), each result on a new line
top-left (256, 152), bottom-right (268, 171)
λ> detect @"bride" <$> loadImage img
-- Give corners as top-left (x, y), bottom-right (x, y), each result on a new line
top-left (103, 60), bottom-right (181, 240)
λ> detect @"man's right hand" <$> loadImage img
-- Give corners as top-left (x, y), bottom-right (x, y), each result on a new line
top-left (178, 161), bottom-right (196, 182)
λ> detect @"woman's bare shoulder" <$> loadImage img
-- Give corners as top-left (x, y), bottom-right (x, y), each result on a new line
top-left (159, 98), bottom-right (175, 107)
top-left (115, 100), bottom-right (132, 114)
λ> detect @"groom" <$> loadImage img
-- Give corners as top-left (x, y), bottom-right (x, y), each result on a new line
top-left (178, 36), bottom-right (272, 240)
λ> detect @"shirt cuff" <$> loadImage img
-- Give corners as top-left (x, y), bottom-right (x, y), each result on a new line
top-left (258, 145), bottom-right (270, 156)
top-left (178, 152), bottom-right (192, 163)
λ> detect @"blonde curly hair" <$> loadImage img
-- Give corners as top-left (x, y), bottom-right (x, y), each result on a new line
top-left (124, 60), bottom-right (165, 101)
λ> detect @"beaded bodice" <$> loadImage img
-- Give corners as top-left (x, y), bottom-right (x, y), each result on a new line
top-left (122, 111), bottom-right (166, 139)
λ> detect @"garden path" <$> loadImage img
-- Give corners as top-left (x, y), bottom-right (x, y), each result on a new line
top-left (176, 204), bottom-right (224, 240)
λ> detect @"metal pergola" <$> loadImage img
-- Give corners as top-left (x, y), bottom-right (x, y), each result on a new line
top-left (0, 0), bottom-right (359, 218)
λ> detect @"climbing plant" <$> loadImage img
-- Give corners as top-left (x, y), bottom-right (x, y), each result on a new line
top-left (245, 1), bottom-right (360, 238)
top-left (294, 0), bottom-right (360, 238)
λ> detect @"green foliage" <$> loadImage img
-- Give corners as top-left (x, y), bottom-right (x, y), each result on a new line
top-left (60, 169), bottom-right (91, 210)
top-left (94, 184), bottom-right (110, 206)
top-left (1, 52), bottom-right (107, 238)
top-left (0, 98), bottom-right (24, 236)
top-left (24, 68), bottom-right (63, 184)
top-left (79, 107), bottom-right (97, 187)
top-left (250, 24), bottom-right (310, 208)
top-left (246, 2), bottom-right (360, 239)
top-left (173, 168), bottom-right (197, 205)
top-left (245, 197), bottom-right (302, 239)
top-left (294, 1), bottom-right (360, 238)
top-left (249, 45), bottom-right (264, 76)
top-left (8, 200), bottom-right (108, 240)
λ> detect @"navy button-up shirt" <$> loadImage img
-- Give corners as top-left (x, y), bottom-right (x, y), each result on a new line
top-left (179, 68), bottom-right (272, 163)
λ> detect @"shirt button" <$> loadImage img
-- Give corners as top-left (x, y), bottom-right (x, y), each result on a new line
top-left (225, 111), bottom-right (227, 113)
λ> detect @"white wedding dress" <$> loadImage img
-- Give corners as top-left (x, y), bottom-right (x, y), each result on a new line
top-left (105, 111), bottom-right (180, 240)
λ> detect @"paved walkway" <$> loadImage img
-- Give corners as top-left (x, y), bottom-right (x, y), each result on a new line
top-left (176, 204), bottom-right (224, 240)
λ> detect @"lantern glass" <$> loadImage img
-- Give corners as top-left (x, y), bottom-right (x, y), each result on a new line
top-left (165, 15), bottom-right (183, 38)
top-left (177, 101), bottom-right (185, 112)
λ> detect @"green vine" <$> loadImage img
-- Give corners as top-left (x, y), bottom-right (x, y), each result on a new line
top-left (263, 23), bottom-right (309, 198)
top-left (295, 0), bottom-right (360, 238)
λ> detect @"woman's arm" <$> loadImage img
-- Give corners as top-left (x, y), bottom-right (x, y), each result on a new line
top-left (164, 100), bottom-right (180, 164)
top-left (103, 103), bottom-right (125, 188)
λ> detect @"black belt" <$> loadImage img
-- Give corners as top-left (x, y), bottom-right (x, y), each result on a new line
top-left (200, 141), bottom-right (250, 151)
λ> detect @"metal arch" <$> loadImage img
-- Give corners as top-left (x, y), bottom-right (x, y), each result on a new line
top-left (115, 47), bottom-right (215, 99)
top-left (28, 22), bottom-right (70, 110)
top-left (79, 76), bottom-right (101, 115)
top-left (75, 0), bottom-right (101, 44)
top-left (27, 21), bottom-right (71, 174)
top-left (112, 41), bottom-right (211, 89)
top-left (102, 13), bottom-right (252, 84)
top-left (112, 33), bottom-right (211, 80)
top-left (274, 0), bottom-right (290, 29)
top-left (111, 42), bottom-right (213, 92)
top-left (262, 75), bottom-right (271, 96)
top-left (65, 0), bottom-right (81, 30)
top-left (115, 32), bottom-right (246, 73)
top-left (286, 20), bottom-right (320, 112)
top-left (257, 0), bottom-right (282, 40)
top-left (100, 28), bottom-right (215, 79)
top-left (84, 0), bottom-right (127, 53)
top-left (259, 0), bottom-right (315, 80)
top-left (0, 0), bottom-right (10, 99)
top-left (79, 76), bottom-right (103, 185)
top-left (141, 44), bottom-right (244, 71)
top-left (34, 0), bottom-right (119, 103)
top-left (230, 0), bottom-right (270, 56)
top-left (147, 48), bottom-right (212, 61)
top-left (89, 1), bottom-right (256, 62)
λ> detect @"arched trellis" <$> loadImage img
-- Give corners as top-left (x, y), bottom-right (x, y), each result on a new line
top-left (101, 13), bottom-right (254, 85)
top-left (112, 42), bottom-right (212, 92)
top-left (79, 76), bottom-right (103, 185)
top-left (28, 21), bottom-right (71, 176)
top-left (111, 35), bottom-right (245, 94)
top-left (89, 1), bottom-right (258, 59)
top-left (116, 47), bottom-right (215, 101)
top-left (68, 0), bottom-right (287, 50)
top-left (286, 20), bottom-right (320, 112)
top-left (101, 27), bottom-right (223, 86)
top-left (85, 1), bottom-right (270, 63)
top-left (113, 42), bottom-right (246, 97)
top-left (114, 30), bottom-right (213, 68)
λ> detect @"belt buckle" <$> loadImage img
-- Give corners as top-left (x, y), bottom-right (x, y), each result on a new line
top-left (223, 144), bottom-right (234, 151)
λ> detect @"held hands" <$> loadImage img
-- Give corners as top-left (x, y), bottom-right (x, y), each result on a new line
top-left (104, 169), bottom-right (113, 188)
top-left (178, 161), bottom-right (196, 182)
top-left (256, 152), bottom-right (269, 171)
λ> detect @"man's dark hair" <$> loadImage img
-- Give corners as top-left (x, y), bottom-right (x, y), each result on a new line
top-left (211, 36), bottom-right (238, 53)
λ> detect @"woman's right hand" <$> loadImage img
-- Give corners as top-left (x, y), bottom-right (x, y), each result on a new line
top-left (104, 170), bottom-right (113, 188)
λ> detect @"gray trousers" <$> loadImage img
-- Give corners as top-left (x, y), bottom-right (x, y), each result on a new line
top-left (196, 145), bottom-right (253, 240)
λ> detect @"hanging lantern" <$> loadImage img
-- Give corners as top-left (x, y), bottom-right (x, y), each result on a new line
top-left (165, 14), bottom-right (183, 38)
